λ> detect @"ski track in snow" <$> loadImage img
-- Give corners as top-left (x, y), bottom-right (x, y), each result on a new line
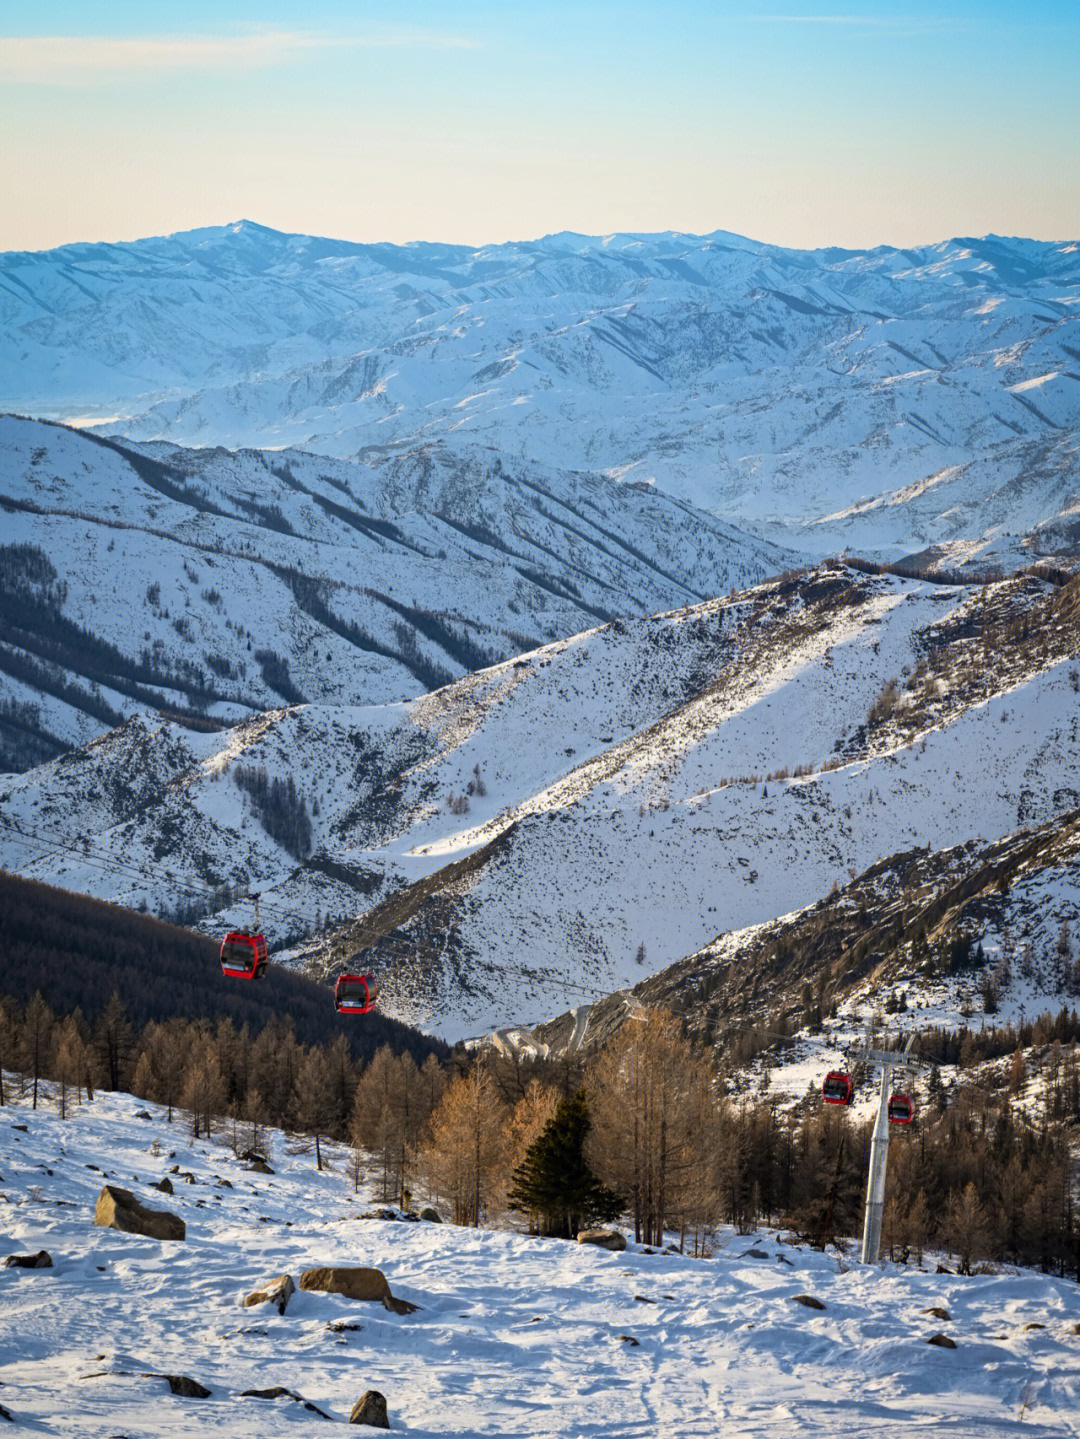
top-left (2, 1091), bottom-right (1079, 1438)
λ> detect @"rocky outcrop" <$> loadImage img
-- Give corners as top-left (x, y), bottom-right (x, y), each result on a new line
top-left (244, 1273), bottom-right (295, 1315)
top-left (299, 1267), bottom-right (417, 1314)
top-left (3, 1250), bottom-right (52, 1268)
top-left (349, 1391), bottom-right (389, 1427)
top-left (576, 1229), bottom-right (626, 1251)
top-left (93, 1185), bottom-right (185, 1241)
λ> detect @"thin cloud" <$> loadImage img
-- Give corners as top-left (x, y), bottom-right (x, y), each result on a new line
top-left (1, 29), bottom-right (477, 84)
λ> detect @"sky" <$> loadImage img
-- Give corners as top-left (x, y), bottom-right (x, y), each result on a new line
top-left (2, 1), bottom-right (1079, 254)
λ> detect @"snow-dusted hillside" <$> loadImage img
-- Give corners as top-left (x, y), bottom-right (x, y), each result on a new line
top-left (3, 223), bottom-right (1079, 568)
top-left (0, 414), bottom-right (787, 767)
top-left (3, 1091), bottom-right (1079, 1437)
top-left (2, 563), bottom-right (1077, 1041)
top-left (555, 808), bottom-right (1080, 1104)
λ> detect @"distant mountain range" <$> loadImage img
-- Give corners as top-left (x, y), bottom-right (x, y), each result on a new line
top-left (3, 221), bottom-right (1078, 570)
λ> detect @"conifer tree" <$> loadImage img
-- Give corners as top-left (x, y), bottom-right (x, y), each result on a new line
top-left (508, 1090), bottom-right (621, 1238)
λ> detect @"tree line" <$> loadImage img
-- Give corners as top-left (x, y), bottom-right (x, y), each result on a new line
top-left (3, 988), bottom-right (1077, 1280)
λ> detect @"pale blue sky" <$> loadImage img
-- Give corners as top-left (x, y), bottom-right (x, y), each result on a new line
top-left (2, 1), bottom-right (1078, 252)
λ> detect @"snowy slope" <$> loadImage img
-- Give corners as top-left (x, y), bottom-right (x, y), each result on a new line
top-left (574, 808), bottom-right (1080, 1110)
top-left (0, 414), bottom-right (787, 767)
top-left (2, 563), bottom-right (1077, 1041)
top-left (3, 222), bottom-right (1079, 568)
top-left (3, 1091), bottom-right (1079, 1438)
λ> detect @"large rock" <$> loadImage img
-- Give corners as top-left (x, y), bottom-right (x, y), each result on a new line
top-left (576, 1229), bottom-right (626, 1251)
top-left (93, 1185), bottom-right (185, 1241)
top-left (349, 1391), bottom-right (389, 1427)
top-left (244, 1273), bottom-right (295, 1315)
top-left (419, 1208), bottom-right (441, 1223)
top-left (791, 1294), bottom-right (827, 1311)
top-left (3, 1250), bottom-right (52, 1269)
top-left (299, 1267), bottom-right (417, 1315)
top-left (165, 1374), bottom-right (211, 1397)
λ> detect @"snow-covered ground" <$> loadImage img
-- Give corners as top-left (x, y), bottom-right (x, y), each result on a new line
top-left (2, 1090), bottom-right (1078, 1437)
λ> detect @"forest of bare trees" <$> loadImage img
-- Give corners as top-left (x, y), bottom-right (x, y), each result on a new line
top-left (2, 989), bottom-right (1078, 1280)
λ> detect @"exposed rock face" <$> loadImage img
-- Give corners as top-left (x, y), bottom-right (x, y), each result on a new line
top-left (299, 1267), bottom-right (417, 1314)
top-left (244, 1273), bottom-right (295, 1315)
top-left (93, 1185), bottom-right (185, 1241)
top-left (349, 1391), bottom-right (389, 1427)
top-left (791, 1295), bottom-right (827, 1311)
top-left (3, 1250), bottom-right (52, 1269)
top-left (576, 1229), bottom-right (626, 1251)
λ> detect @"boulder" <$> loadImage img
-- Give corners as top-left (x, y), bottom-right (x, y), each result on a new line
top-left (419, 1208), bottom-right (441, 1223)
top-left (151, 1178), bottom-right (174, 1195)
top-left (3, 1250), bottom-right (52, 1269)
top-left (791, 1294), bottom-right (826, 1311)
top-left (165, 1374), bottom-right (211, 1397)
top-left (576, 1229), bottom-right (626, 1251)
top-left (299, 1267), bottom-right (417, 1314)
top-left (94, 1185), bottom-right (185, 1241)
top-left (927, 1333), bottom-right (957, 1349)
top-left (247, 1159), bottom-right (274, 1175)
top-left (922, 1306), bottom-right (951, 1321)
top-left (244, 1273), bottom-right (295, 1315)
top-left (349, 1391), bottom-right (389, 1427)
top-left (134, 1111), bottom-right (152, 1120)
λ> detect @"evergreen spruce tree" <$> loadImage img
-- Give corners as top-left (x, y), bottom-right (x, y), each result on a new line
top-left (508, 1090), bottom-right (621, 1239)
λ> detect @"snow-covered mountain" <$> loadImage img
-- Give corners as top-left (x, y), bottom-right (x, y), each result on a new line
top-left (3, 223), bottom-right (1079, 569)
top-left (3, 562), bottom-right (1077, 1041)
top-left (0, 414), bottom-right (787, 769)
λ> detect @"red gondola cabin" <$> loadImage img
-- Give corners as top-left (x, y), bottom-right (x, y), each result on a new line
top-left (887, 1093), bottom-right (915, 1124)
top-left (822, 1071), bottom-right (853, 1105)
top-left (334, 973), bottom-right (378, 1015)
top-left (220, 931), bottom-right (268, 980)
